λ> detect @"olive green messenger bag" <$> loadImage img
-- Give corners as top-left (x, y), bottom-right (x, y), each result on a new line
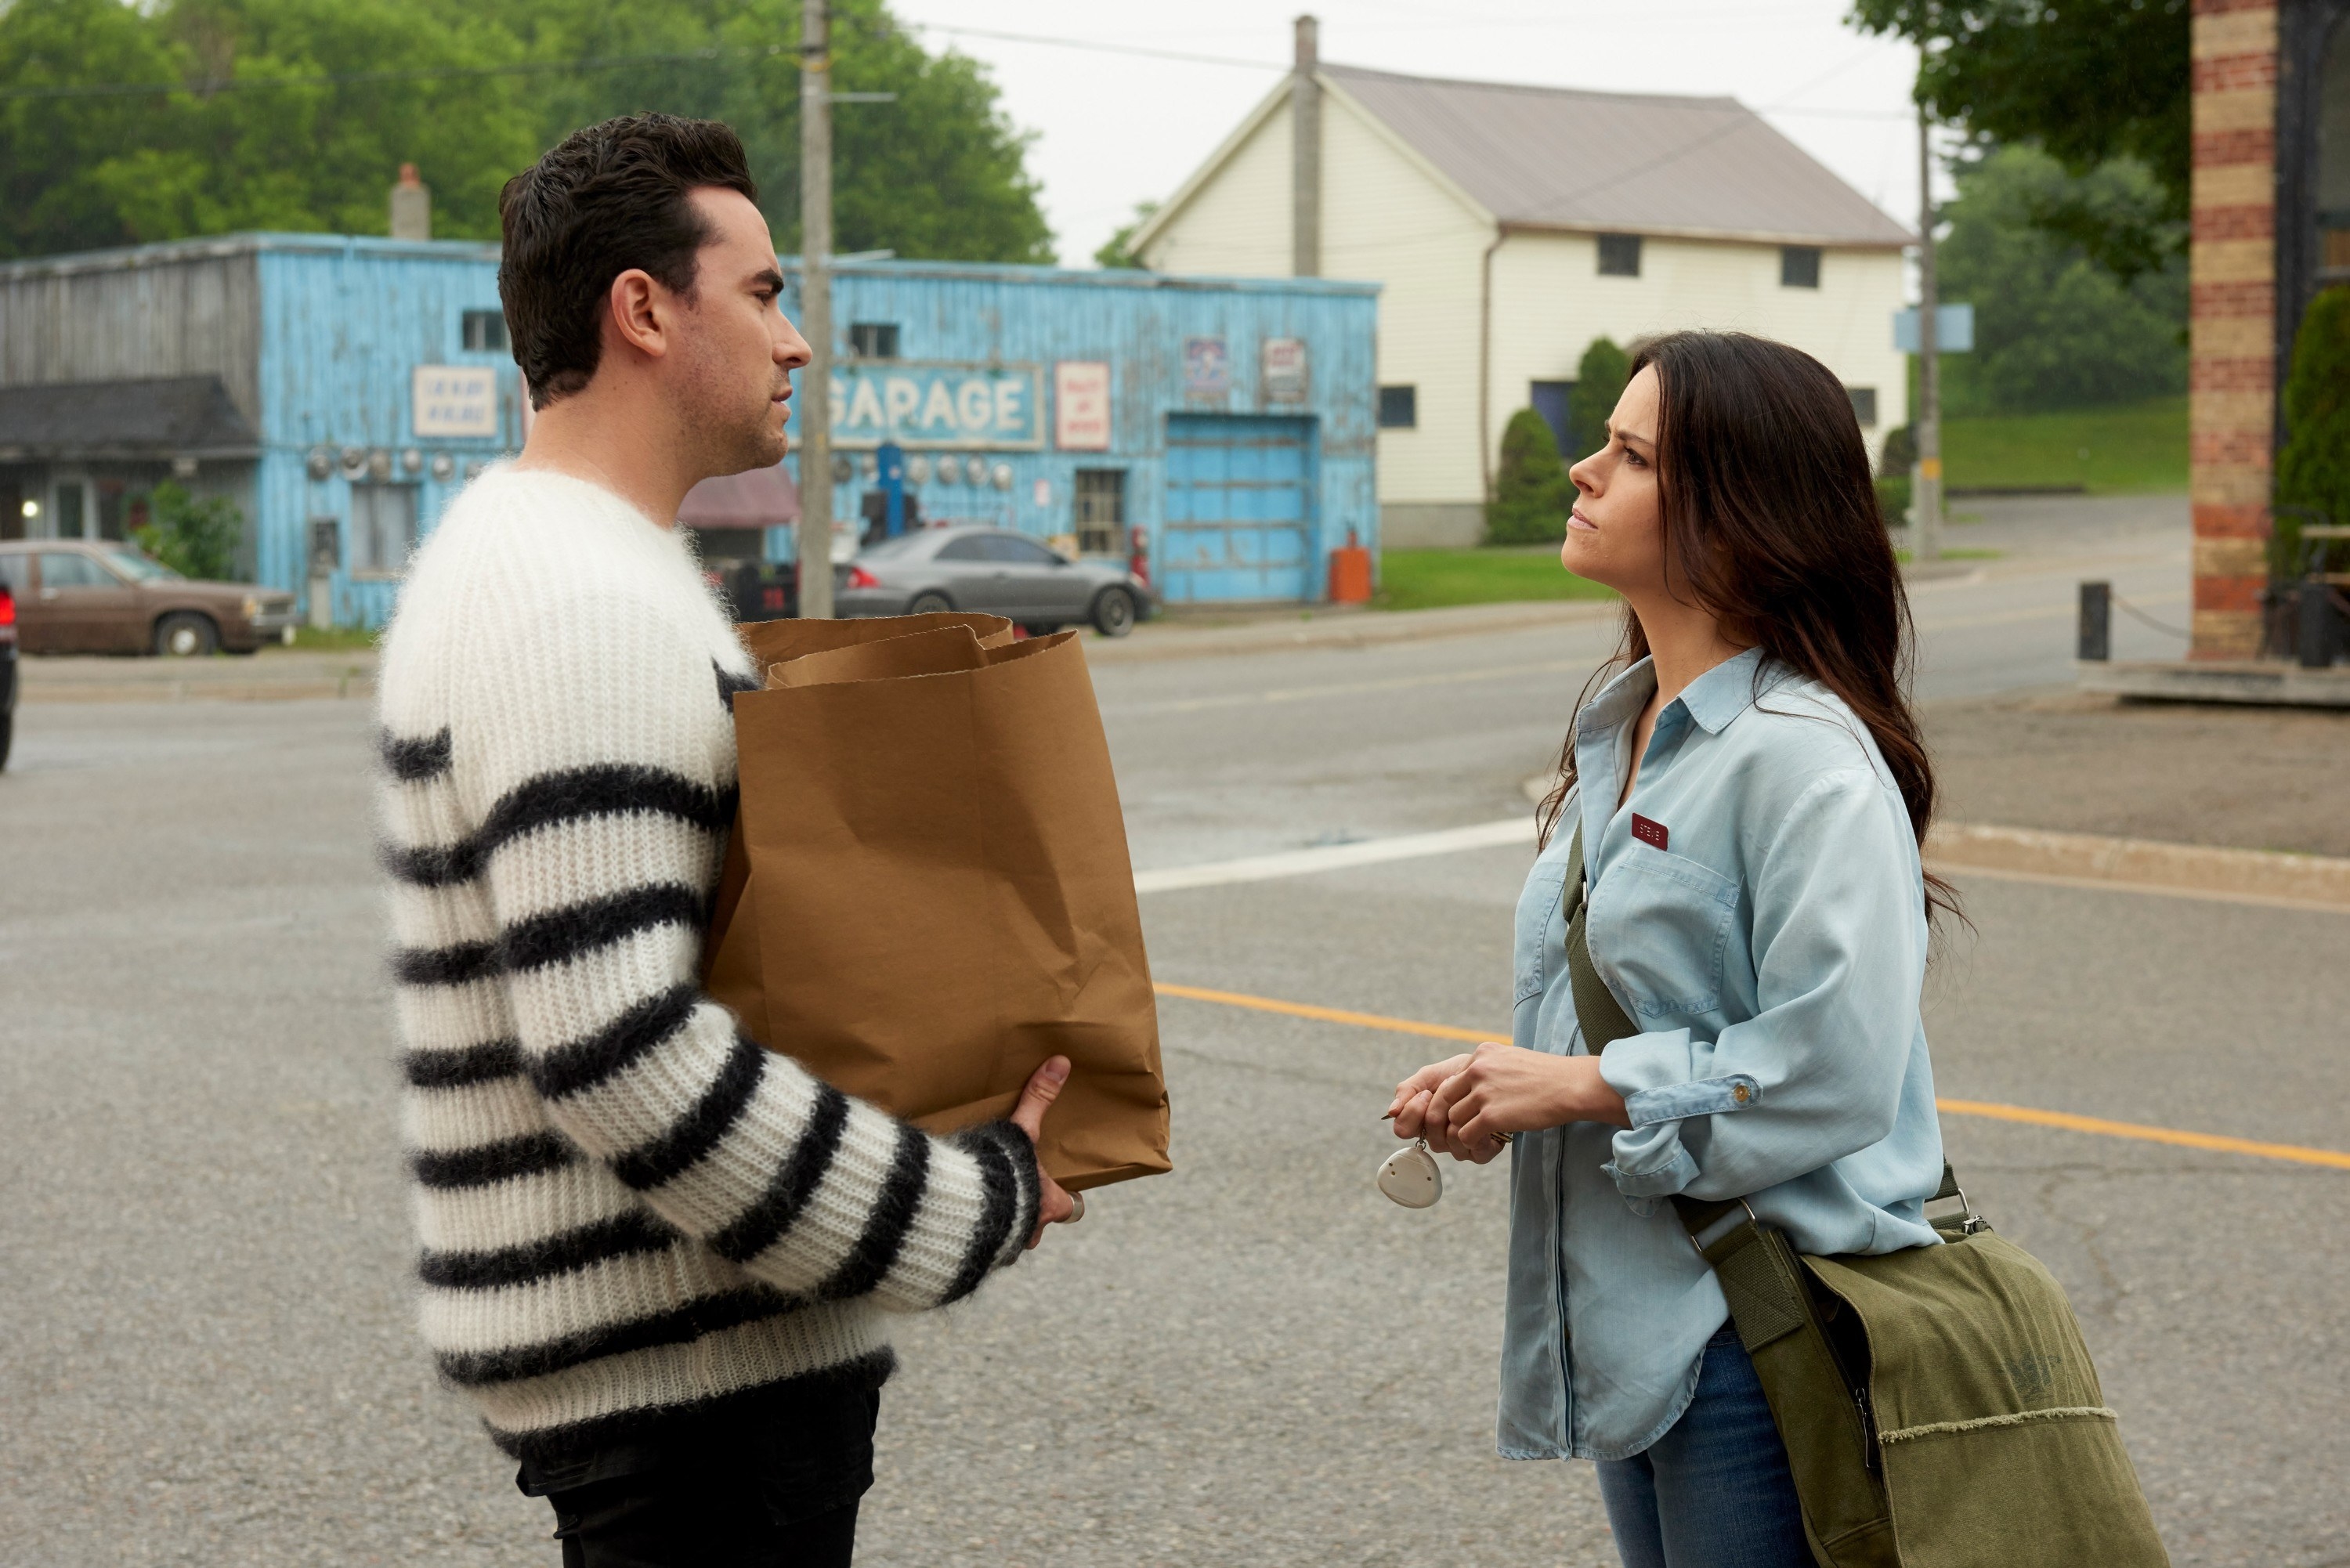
top-left (1560, 822), bottom-right (2169, 1568)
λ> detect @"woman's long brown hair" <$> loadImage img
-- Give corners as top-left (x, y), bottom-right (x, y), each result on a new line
top-left (1535, 331), bottom-right (1958, 923)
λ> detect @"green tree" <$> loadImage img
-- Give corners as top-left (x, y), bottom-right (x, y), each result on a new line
top-left (1486, 407), bottom-right (1573, 544)
top-left (1094, 201), bottom-right (1158, 269)
top-left (1567, 336), bottom-right (1630, 461)
top-left (0, 0), bottom-right (540, 256)
top-left (133, 481), bottom-right (246, 581)
top-left (2275, 287), bottom-right (2350, 575)
top-left (479, 0), bottom-right (1052, 262)
top-left (1848, 0), bottom-right (2189, 284)
top-left (0, 0), bottom-right (1054, 265)
top-left (1934, 145), bottom-right (2186, 413)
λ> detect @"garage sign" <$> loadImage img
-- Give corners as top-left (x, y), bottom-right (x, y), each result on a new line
top-left (826, 363), bottom-right (1044, 450)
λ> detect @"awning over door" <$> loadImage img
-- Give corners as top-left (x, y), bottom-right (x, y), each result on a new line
top-left (679, 464), bottom-right (800, 527)
top-left (0, 376), bottom-right (258, 461)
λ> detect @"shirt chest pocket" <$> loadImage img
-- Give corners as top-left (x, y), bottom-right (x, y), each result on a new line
top-left (1513, 862), bottom-right (1571, 1006)
top-left (1591, 847), bottom-right (1741, 1017)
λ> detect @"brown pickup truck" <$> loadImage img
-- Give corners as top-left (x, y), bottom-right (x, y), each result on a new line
top-left (0, 540), bottom-right (297, 656)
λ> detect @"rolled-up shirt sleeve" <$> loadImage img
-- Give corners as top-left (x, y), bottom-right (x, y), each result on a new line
top-left (1593, 768), bottom-right (1924, 1209)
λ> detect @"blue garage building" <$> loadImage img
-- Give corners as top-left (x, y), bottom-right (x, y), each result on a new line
top-left (0, 234), bottom-right (1378, 624)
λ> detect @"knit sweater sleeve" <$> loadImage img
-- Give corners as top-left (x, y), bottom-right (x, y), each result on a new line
top-left (409, 585), bottom-right (1039, 1313)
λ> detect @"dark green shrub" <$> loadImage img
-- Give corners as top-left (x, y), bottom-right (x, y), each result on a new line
top-left (1486, 407), bottom-right (1574, 544)
top-left (1567, 337), bottom-right (1631, 460)
top-left (1878, 423), bottom-right (1918, 477)
top-left (1875, 474), bottom-right (1912, 527)
top-left (132, 482), bottom-right (245, 582)
top-left (2275, 286), bottom-right (2350, 576)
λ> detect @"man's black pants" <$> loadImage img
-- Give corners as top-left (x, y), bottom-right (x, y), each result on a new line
top-left (517, 1380), bottom-right (881, 1568)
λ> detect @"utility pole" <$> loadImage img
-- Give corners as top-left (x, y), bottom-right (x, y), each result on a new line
top-left (795, 0), bottom-right (835, 618)
top-left (1913, 103), bottom-right (1943, 564)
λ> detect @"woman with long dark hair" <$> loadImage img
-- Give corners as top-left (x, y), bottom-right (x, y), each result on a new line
top-left (1387, 331), bottom-right (1954, 1567)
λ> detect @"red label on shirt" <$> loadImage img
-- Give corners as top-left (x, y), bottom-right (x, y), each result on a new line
top-left (1631, 814), bottom-right (1669, 851)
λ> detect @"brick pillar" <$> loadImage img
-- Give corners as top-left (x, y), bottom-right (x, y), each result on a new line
top-left (2189, 0), bottom-right (2279, 659)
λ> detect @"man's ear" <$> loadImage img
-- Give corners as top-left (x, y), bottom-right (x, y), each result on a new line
top-left (605, 268), bottom-right (671, 363)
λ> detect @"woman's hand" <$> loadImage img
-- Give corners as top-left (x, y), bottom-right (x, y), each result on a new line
top-left (1388, 1044), bottom-right (1631, 1162)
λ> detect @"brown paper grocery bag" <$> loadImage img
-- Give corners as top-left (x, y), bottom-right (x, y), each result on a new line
top-left (704, 615), bottom-right (1169, 1192)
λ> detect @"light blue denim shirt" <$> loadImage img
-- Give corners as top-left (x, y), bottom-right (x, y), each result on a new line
top-left (1497, 648), bottom-right (1945, 1462)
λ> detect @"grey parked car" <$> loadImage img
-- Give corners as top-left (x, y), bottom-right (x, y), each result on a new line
top-left (834, 526), bottom-right (1155, 637)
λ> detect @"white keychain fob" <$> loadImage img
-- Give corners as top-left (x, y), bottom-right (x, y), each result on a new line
top-left (1377, 1138), bottom-right (1443, 1208)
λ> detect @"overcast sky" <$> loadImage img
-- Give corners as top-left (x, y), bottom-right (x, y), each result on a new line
top-left (885, 0), bottom-right (1940, 269)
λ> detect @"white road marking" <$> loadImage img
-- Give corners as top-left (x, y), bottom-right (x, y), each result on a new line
top-left (1104, 658), bottom-right (1594, 718)
top-left (1133, 817), bottom-right (1535, 893)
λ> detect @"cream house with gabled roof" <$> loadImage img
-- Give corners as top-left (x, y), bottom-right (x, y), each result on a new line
top-left (1131, 21), bottom-right (1917, 545)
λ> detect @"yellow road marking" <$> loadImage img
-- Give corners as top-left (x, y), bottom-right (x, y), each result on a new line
top-left (1154, 981), bottom-right (2350, 1172)
top-left (1933, 1099), bottom-right (2350, 1170)
top-left (1153, 982), bottom-right (1491, 1042)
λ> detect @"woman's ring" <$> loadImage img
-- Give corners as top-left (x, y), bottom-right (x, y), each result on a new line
top-left (1060, 1190), bottom-right (1086, 1224)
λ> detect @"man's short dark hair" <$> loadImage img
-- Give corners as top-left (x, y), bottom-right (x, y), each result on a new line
top-left (497, 114), bottom-right (758, 408)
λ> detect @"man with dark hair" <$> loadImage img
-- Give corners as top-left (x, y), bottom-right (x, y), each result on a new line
top-left (374, 114), bottom-right (1074, 1566)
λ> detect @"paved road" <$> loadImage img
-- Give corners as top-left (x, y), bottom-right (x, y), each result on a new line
top-left (8, 497), bottom-right (2344, 1566)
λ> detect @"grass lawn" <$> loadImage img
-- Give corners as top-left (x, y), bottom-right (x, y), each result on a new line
top-left (1941, 396), bottom-right (2186, 493)
top-left (280, 626), bottom-right (380, 652)
top-left (1376, 546), bottom-right (1617, 612)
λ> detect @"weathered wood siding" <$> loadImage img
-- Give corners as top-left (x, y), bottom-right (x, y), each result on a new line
top-left (0, 243), bottom-right (265, 427)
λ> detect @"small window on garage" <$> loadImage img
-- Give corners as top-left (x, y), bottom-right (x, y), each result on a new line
top-left (1073, 469), bottom-right (1126, 555)
top-left (1846, 388), bottom-right (1879, 428)
top-left (848, 322), bottom-right (899, 359)
top-left (1377, 385), bottom-right (1418, 428)
top-left (1781, 246), bottom-right (1823, 288)
top-left (1596, 233), bottom-right (1643, 277)
top-left (349, 483), bottom-right (418, 576)
top-left (461, 309), bottom-right (509, 353)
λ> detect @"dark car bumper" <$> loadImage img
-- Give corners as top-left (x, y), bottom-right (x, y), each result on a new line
top-left (1, 645), bottom-right (16, 716)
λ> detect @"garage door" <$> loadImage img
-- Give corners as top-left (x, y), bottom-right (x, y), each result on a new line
top-left (1162, 414), bottom-right (1314, 603)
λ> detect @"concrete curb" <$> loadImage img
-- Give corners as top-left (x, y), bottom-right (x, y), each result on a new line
top-left (1088, 598), bottom-right (1622, 665)
top-left (19, 653), bottom-right (377, 704)
top-left (1927, 822), bottom-right (2350, 911)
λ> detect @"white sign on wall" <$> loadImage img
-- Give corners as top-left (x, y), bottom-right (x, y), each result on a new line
top-left (1261, 338), bottom-right (1309, 403)
top-left (1054, 360), bottom-right (1112, 450)
top-left (413, 366), bottom-right (499, 438)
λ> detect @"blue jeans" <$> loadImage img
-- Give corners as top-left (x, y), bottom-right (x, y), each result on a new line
top-left (1594, 1327), bottom-right (1811, 1568)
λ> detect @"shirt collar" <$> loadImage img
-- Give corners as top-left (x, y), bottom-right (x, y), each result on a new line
top-left (1679, 646), bottom-right (1768, 734)
top-left (1577, 645), bottom-right (1767, 741)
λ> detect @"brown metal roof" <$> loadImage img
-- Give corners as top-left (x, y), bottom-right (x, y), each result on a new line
top-left (0, 376), bottom-right (258, 461)
top-left (1325, 65), bottom-right (1914, 248)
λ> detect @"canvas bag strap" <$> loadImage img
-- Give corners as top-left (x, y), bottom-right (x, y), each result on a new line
top-left (1562, 818), bottom-right (1831, 1353)
top-left (1560, 819), bottom-right (1964, 1333)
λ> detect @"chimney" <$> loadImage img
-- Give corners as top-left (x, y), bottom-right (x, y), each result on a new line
top-left (389, 163), bottom-right (432, 241)
top-left (1292, 16), bottom-right (1321, 278)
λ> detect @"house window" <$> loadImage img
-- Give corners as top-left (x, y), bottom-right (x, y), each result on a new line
top-left (1596, 233), bottom-right (1643, 277)
top-left (1530, 381), bottom-right (1575, 456)
top-left (848, 322), bottom-right (899, 359)
top-left (1073, 469), bottom-right (1126, 555)
top-left (349, 483), bottom-right (418, 575)
top-left (1377, 385), bottom-right (1418, 428)
top-left (1847, 387), bottom-right (1879, 428)
top-left (461, 309), bottom-right (509, 353)
top-left (1781, 246), bottom-right (1823, 288)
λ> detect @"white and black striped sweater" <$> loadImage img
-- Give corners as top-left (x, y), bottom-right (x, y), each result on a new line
top-left (375, 467), bottom-right (1039, 1464)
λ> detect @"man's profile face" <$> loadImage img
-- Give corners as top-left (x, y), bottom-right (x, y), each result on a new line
top-left (669, 187), bottom-right (811, 475)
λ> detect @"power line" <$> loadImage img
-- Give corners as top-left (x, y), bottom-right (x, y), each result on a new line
top-left (0, 45), bottom-right (798, 103)
top-left (902, 23), bottom-right (1284, 71)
